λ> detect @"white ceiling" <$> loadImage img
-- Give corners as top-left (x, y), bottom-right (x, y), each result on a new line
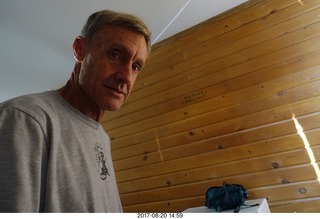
top-left (0, 0), bottom-right (248, 102)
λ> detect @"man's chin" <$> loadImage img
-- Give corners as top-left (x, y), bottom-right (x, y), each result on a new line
top-left (102, 102), bottom-right (123, 111)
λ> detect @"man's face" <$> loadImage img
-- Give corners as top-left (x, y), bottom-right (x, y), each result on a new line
top-left (75, 26), bottom-right (148, 111)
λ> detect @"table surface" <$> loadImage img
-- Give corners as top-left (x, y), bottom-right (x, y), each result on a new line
top-left (183, 198), bottom-right (270, 213)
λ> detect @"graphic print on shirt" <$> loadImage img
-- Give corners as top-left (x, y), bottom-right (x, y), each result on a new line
top-left (94, 143), bottom-right (110, 180)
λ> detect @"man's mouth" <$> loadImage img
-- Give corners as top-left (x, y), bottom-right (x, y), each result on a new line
top-left (105, 85), bottom-right (126, 96)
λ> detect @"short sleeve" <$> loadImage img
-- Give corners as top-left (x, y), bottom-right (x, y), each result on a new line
top-left (0, 106), bottom-right (48, 212)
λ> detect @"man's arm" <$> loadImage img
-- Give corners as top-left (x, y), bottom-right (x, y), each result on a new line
top-left (0, 106), bottom-right (48, 212)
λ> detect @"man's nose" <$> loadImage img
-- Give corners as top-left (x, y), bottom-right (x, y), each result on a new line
top-left (115, 62), bottom-right (132, 83)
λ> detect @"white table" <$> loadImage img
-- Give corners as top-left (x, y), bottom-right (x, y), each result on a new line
top-left (183, 198), bottom-right (270, 213)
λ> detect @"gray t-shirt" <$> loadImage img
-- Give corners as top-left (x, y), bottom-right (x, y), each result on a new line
top-left (0, 91), bottom-right (122, 212)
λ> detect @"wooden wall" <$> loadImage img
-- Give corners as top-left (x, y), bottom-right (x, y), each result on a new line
top-left (102, 0), bottom-right (320, 212)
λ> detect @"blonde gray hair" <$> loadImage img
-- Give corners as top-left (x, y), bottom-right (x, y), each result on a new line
top-left (81, 10), bottom-right (151, 52)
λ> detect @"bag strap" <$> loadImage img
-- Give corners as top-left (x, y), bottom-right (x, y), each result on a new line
top-left (223, 182), bottom-right (251, 213)
top-left (221, 191), bottom-right (243, 213)
top-left (221, 189), bottom-right (229, 210)
top-left (234, 203), bottom-right (260, 213)
top-left (221, 183), bottom-right (241, 213)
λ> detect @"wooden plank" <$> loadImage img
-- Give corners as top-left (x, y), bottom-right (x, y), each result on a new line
top-left (183, 0), bottom-right (320, 60)
top-left (180, 7), bottom-right (320, 75)
top-left (147, 0), bottom-right (271, 65)
top-left (104, 31), bottom-right (320, 132)
top-left (145, 40), bottom-right (182, 67)
top-left (113, 149), bottom-right (162, 171)
top-left (158, 70), bottom-right (320, 150)
top-left (112, 139), bottom-right (158, 161)
top-left (120, 164), bottom-right (317, 206)
top-left (250, 180), bottom-right (320, 203)
top-left (106, 60), bottom-right (320, 140)
top-left (135, 51), bottom-right (185, 85)
top-left (155, 74), bottom-right (320, 140)
top-left (160, 112), bottom-right (320, 160)
top-left (109, 78), bottom-right (320, 153)
top-left (112, 0), bottom-right (320, 213)
top-left (122, 196), bottom-right (203, 213)
top-left (178, 0), bottom-right (298, 50)
top-left (126, 128), bottom-right (320, 192)
top-left (115, 133), bottom-right (320, 182)
top-left (110, 128), bottom-right (156, 150)
top-left (117, 129), bottom-right (320, 193)
top-left (101, 0), bottom-right (320, 123)
top-left (270, 198), bottom-right (320, 212)
top-left (122, 180), bottom-right (320, 212)
top-left (112, 96), bottom-right (320, 170)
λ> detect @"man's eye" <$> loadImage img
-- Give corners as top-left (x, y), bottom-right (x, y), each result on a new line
top-left (132, 63), bottom-right (142, 73)
top-left (109, 50), bottom-right (120, 59)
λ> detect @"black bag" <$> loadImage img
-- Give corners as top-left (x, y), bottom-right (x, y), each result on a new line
top-left (204, 182), bottom-right (249, 213)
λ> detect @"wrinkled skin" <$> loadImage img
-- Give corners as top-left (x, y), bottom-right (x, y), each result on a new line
top-left (58, 26), bottom-right (148, 121)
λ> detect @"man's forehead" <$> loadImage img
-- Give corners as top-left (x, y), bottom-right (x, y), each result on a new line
top-left (95, 26), bottom-right (141, 40)
top-left (94, 26), bottom-right (148, 61)
top-left (95, 26), bottom-right (146, 47)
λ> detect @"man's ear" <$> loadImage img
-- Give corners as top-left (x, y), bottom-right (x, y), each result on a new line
top-left (72, 36), bottom-right (87, 62)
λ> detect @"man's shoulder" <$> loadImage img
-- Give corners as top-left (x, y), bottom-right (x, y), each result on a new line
top-left (2, 91), bottom-right (55, 106)
top-left (0, 91), bottom-right (59, 119)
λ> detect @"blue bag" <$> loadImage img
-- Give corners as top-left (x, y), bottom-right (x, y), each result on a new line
top-left (204, 182), bottom-right (249, 213)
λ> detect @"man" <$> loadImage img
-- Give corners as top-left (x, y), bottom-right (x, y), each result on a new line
top-left (0, 10), bottom-right (151, 212)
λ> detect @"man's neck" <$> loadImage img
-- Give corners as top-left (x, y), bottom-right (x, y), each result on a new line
top-left (57, 67), bottom-right (104, 122)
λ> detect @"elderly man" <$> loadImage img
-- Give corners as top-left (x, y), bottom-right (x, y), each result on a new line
top-left (0, 10), bottom-right (151, 212)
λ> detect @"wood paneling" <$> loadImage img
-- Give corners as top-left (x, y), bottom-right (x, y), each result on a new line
top-left (103, 0), bottom-right (320, 212)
